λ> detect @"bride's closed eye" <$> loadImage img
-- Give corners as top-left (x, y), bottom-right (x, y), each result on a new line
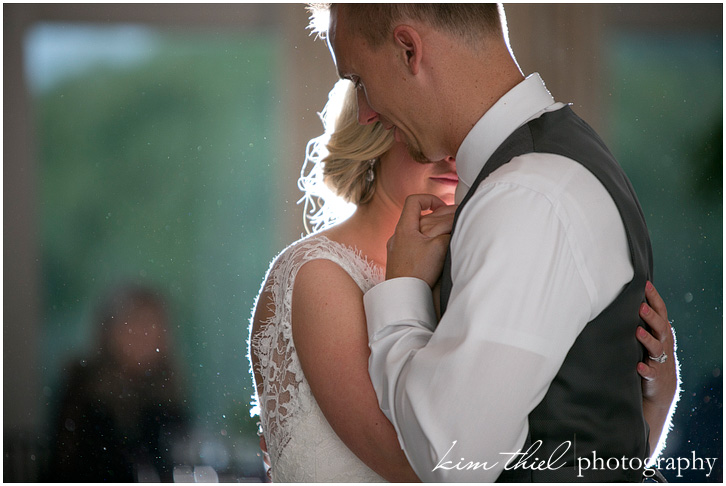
top-left (349, 76), bottom-right (363, 90)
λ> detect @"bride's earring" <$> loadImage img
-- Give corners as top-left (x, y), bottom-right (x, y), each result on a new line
top-left (366, 158), bottom-right (376, 183)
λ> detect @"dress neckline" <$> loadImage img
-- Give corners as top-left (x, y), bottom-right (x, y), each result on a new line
top-left (308, 233), bottom-right (384, 280)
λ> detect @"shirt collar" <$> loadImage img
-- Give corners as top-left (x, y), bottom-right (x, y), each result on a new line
top-left (455, 73), bottom-right (559, 202)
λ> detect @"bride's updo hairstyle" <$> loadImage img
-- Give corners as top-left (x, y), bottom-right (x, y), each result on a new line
top-left (298, 79), bottom-right (394, 233)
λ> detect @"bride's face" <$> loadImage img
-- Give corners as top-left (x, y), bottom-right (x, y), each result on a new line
top-left (377, 141), bottom-right (457, 207)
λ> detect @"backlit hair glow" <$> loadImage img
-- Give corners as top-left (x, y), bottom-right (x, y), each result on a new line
top-left (298, 79), bottom-right (394, 233)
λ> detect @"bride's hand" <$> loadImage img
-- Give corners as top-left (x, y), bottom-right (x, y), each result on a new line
top-left (386, 195), bottom-right (457, 287)
top-left (637, 281), bottom-right (679, 456)
top-left (420, 203), bottom-right (456, 319)
top-left (419, 203), bottom-right (458, 239)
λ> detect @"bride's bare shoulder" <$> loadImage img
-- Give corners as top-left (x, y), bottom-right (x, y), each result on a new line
top-left (293, 257), bottom-right (362, 302)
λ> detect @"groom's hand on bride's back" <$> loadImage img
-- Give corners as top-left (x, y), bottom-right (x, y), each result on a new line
top-left (386, 194), bottom-right (457, 288)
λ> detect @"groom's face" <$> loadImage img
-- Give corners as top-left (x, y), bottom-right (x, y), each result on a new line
top-left (328, 6), bottom-right (431, 164)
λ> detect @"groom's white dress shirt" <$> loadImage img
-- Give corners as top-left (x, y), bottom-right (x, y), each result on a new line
top-left (364, 74), bottom-right (634, 481)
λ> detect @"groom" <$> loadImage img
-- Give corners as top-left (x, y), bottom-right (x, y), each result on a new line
top-left (313, 4), bottom-right (661, 481)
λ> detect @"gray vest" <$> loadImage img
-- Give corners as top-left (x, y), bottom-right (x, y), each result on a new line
top-left (440, 106), bottom-right (652, 482)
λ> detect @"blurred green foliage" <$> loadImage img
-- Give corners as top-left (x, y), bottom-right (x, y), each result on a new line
top-left (33, 30), bottom-right (282, 446)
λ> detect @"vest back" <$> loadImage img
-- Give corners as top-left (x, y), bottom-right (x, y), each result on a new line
top-left (439, 106), bottom-right (653, 482)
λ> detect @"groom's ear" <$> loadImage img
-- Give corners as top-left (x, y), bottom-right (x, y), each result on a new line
top-left (392, 25), bottom-right (422, 75)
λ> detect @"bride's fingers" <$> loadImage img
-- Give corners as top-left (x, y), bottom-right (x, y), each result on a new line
top-left (637, 361), bottom-right (656, 381)
top-left (428, 204), bottom-right (458, 216)
top-left (645, 281), bottom-right (668, 322)
top-left (420, 216), bottom-right (454, 237)
top-left (397, 194), bottom-right (448, 234)
top-left (420, 206), bottom-right (457, 237)
top-left (640, 302), bottom-right (672, 345)
top-left (637, 326), bottom-right (665, 365)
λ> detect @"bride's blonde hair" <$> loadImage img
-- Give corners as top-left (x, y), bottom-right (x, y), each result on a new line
top-left (298, 79), bottom-right (394, 233)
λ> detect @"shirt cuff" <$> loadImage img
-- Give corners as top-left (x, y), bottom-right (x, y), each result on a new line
top-left (363, 277), bottom-right (437, 339)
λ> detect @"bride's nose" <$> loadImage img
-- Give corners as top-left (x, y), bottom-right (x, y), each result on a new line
top-left (357, 90), bottom-right (379, 125)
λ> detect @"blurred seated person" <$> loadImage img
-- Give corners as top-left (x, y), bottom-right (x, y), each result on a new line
top-left (47, 283), bottom-right (189, 482)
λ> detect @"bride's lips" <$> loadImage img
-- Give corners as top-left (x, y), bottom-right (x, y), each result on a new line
top-left (429, 174), bottom-right (459, 186)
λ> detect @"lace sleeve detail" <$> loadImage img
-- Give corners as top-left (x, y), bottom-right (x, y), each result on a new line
top-left (247, 234), bottom-right (383, 470)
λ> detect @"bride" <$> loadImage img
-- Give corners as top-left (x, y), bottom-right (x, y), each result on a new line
top-left (247, 80), bottom-right (678, 482)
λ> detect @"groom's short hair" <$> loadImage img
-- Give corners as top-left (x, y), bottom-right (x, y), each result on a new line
top-left (308, 3), bottom-right (504, 48)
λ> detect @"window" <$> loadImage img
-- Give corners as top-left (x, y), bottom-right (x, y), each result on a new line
top-left (26, 21), bottom-right (282, 481)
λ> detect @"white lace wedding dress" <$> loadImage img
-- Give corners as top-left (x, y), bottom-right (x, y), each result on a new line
top-left (248, 234), bottom-right (386, 482)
